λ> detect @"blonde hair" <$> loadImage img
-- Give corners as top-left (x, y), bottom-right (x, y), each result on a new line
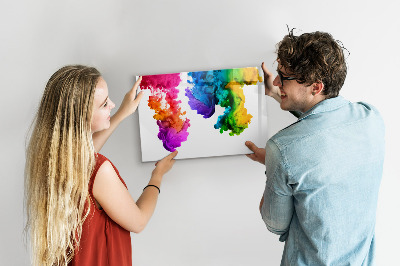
top-left (25, 65), bottom-right (101, 265)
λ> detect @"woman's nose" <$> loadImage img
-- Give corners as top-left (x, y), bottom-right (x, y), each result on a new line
top-left (109, 100), bottom-right (115, 109)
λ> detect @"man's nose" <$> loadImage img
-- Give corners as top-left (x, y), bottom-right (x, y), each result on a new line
top-left (273, 75), bottom-right (281, 87)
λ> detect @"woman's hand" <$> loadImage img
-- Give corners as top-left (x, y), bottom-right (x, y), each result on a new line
top-left (152, 151), bottom-right (178, 179)
top-left (115, 76), bottom-right (145, 120)
top-left (262, 62), bottom-right (282, 103)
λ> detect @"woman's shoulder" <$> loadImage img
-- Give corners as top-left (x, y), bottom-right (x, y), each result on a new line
top-left (90, 153), bottom-right (115, 193)
top-left (95, 153), bottom-right (108, 164)
top-left (96, 160), bottom-right (117, 178)
top-left (94, 153), bottom-right (127, 188)
top-left (91, 153), bottom-right (109, 179)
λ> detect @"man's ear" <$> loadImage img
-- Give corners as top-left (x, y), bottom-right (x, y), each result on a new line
top-left (312, 82), bottom-right (324, 96)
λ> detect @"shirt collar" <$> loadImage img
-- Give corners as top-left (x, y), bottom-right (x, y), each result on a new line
top-left (298, 95), bottom-right (350, 121)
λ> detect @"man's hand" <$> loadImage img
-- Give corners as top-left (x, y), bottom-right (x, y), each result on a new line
top-left (262, 62), bottom-right (281, 103)
top-left (245, 141), bottom-right (266, 165)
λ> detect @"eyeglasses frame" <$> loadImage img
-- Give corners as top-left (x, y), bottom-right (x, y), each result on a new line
top-left (277, 69), bottom-right (297, 87)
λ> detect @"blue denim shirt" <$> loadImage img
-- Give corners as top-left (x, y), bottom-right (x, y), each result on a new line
top-left (261, 96), bottom-right (385, 265)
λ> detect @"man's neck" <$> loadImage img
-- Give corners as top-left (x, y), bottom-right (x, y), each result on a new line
top-left (301, 95), bottom-right (327, 113)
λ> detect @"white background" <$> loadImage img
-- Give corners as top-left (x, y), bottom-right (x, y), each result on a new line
top-left (1, 0), bottom-right (399, 265)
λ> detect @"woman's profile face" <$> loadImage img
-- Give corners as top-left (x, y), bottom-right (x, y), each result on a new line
top-left (91, 77), bottom-right (115, 133)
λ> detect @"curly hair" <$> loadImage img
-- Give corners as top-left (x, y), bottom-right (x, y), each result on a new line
top-left (277, 29), bottom-right (348, 98)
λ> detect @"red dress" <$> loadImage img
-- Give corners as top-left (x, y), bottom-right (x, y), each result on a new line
top-left (69, 153), bottom-right (132, 266)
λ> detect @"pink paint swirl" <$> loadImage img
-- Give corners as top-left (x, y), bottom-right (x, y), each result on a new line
top-left (140, 73), bottom-right (190, 152)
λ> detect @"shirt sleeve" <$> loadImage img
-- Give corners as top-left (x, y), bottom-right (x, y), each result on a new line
top-left (260, 139), bottom-right (294, 241)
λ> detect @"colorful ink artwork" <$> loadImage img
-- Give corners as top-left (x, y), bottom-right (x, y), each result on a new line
top-left (137, 67), bottom-right (266, 161)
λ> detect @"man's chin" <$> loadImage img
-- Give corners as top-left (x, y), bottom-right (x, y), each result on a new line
top-left (279, 103), bottom-right (290, 111)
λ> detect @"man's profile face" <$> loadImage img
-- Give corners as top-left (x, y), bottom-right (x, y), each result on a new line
top-left (273, 63), bottom-right (315, 113)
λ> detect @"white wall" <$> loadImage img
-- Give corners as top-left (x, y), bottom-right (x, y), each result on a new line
top-left (1, 0), bottom-right (399, 265)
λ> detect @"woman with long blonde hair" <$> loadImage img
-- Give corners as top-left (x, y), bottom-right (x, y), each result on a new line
top-left (25, 65), bottom-right (177, 265)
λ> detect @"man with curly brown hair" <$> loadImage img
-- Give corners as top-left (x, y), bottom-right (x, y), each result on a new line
top-left (246, 30), bottom-right (385, 265)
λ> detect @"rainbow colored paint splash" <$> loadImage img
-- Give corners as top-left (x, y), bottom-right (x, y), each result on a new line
top-left (140, 67), bottom-right (262, 152)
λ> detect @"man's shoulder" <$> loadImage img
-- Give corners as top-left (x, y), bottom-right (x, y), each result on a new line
top-left (268, 121), bottom-right (306, 150)
top-left (345, 101), bottom-right (385, 132)
top-left (352, 101), bottom-right (383, 118)
top-left (269, 99), bottom-right (384, 149)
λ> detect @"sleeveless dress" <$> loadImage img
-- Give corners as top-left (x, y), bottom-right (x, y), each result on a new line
top-left (69, 153), bottom-right (132, 266)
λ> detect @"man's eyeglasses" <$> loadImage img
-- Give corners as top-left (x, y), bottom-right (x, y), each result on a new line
top-left (277, 70), bottom-right (297, 86)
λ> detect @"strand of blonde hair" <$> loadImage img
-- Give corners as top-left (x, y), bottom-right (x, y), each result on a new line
top-left (25, 65), bottom-right (99, 265)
